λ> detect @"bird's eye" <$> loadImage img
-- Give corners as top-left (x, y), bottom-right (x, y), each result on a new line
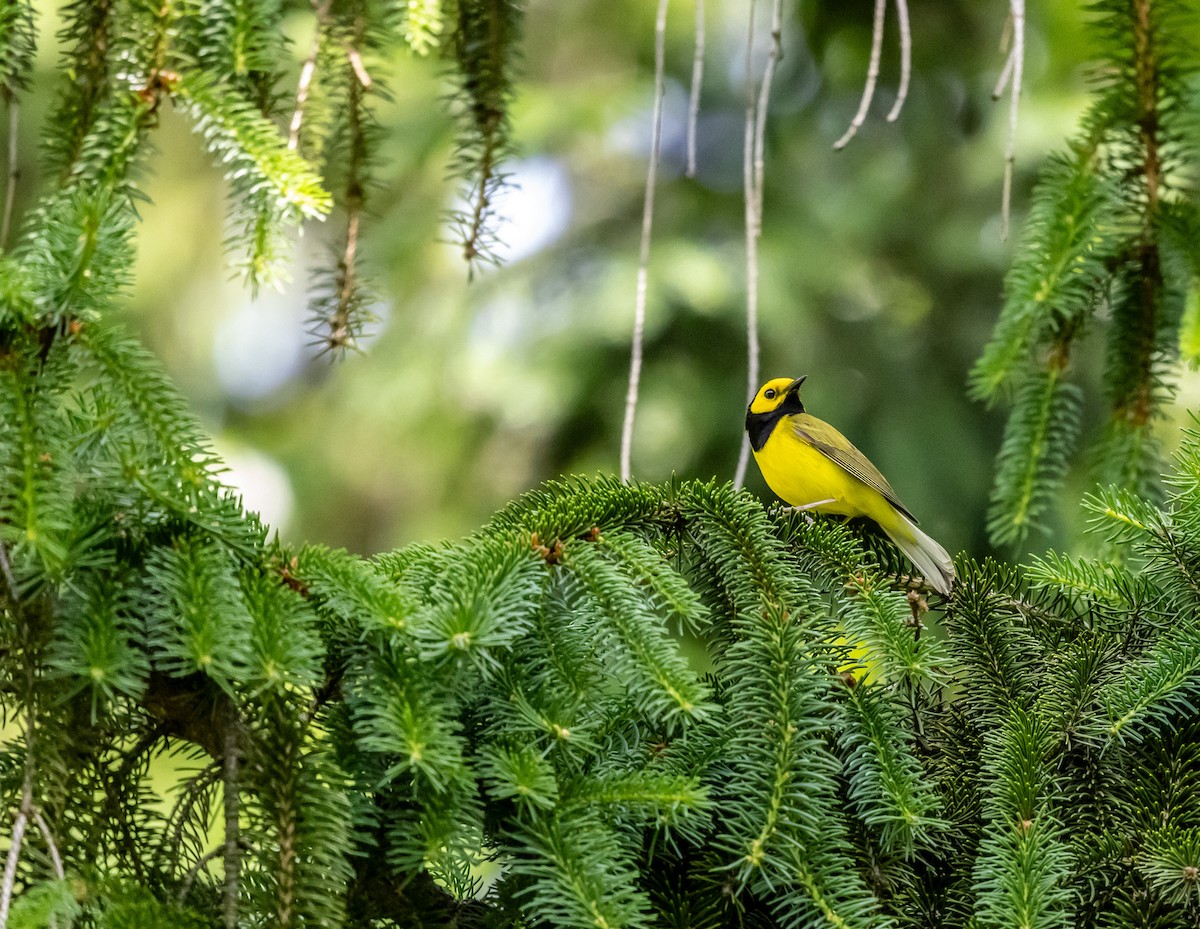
top-left (764, 388), bottom-right (777, 400)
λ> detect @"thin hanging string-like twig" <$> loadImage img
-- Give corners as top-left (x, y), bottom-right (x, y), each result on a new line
top-left (992, 43), bottom-right (1016, 99)
top-left (0, 769), bottom-right (31, 929)
top-left (288, 0), bottom-right (334, 151)
top-left (31, 809), bottom-right (63, 880)
top-left (885, 0), bottom-right (911, 122)
top-left (0, 570), bottom-right (29, 929)
top-left (833, 0), bottom-right (887, 150)
top-left (619, 0), bottom-right (670, 483)
top-left (998, 0), bottom-right (1025, 239)
top-left (686, 0), bottom-right (705, 178)
top-left (733, 0), bottom-right (784, 489)
top-left (732, 0), bottom-right (758, 490)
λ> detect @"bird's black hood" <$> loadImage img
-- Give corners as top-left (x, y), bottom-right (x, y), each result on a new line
top-left (744, 388), bottom-right (805, 452)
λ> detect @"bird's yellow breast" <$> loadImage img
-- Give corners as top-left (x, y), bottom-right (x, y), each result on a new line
top-left (752, 417), bottom-right (897, 527)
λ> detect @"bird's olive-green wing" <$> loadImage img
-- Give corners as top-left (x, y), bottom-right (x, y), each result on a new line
top-left (790, 413), bottom-right (919, 524)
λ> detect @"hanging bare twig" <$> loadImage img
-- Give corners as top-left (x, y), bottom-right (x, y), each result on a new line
top-left (733, 0), bottom-right (784, 489)
top-left (885, 0), bottom-right (911, 122)
top-left (30, 810), bottom-right (63, 880)
top-left (999, 0), bottom-right (1025, 239)
top-left (619, 0), bottom-right (669, 482)
top-left (1, 99), bottom-right (18, 251)
top-left (288, 0), bottom-right (333, 151)
top-left (834, 0), bottom-right (886, 150)
top-left (733, 2), bottom-right (758, 488)
top-left (686, 0), bottom-right (705, 177)
top-left (346, 47), bottom-right (372, 89)
top-left (992, 44), bottom-right (1016, 99)
top-left (0, 770), bottom-right (32, 929)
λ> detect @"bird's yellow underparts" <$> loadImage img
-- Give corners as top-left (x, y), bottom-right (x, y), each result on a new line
top-left (745, 376), bottom-right (955, 595)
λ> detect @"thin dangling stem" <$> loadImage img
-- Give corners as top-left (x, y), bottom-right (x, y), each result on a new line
top-left (885, 0), bottom-right (911, 122)
top-left (992, 43), bottom-right (1016, 100)
top-left (0, 769), bottom-right (31, 929)
top-left (31, 809), bottom-right (63, 880)
top-left (620, 0), bottom-right (670, 482)
top-left (686, 0), bottom-right (705, 178)
top-left (288, 0), bottom-right (333, 151)
top-left (833, 0), bottom-right (886, 150)
top-left (734, 0), bottom-right (783, 489)
top-left (999, 0), bottom-right (1025, 239)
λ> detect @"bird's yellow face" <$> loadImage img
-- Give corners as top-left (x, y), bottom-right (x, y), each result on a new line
top-left (745, 376), bottom-right (808, 452)
top-left (748, 376), bottom-right (806, 414)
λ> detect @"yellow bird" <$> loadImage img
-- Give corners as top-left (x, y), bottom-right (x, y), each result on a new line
top-left (745, 375), bottom-right (955, 595)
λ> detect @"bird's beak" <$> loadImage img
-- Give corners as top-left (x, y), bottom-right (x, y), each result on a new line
top-left (784, 375), bottom-right (807, 396)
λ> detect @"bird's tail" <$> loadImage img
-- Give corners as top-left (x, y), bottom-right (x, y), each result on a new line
top-left (886, 516), bottom-right (956, 596)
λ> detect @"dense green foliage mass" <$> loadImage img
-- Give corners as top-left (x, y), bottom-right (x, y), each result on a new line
top-left (972, 0), bottom-right (1200, 548)
top-left (0, 0), bottom-right (1198, 926)
top-left (4, 332), bottom-right (1200, 926)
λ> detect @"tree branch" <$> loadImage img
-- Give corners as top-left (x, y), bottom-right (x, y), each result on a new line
top-left (222, 719), bottom-right (241, 929)
top-left (834, 0), bottom-right (886, 150)
top-left (999, 0), bottom-right (1025, 239)
top-left (733, 0), bottom-right (782, 489)
top-left (288, 0), bottom-right (333, 151)
top-left (0, 770), bottom-right (32, 929)
top-left (885, 0), bottom-right (911, 123)
top-left (686, 0), bottom-right (705, 178)
top-left (30, 809), bottom-right (63, 880)
top-left (619, 0), bottom-right (669, 482)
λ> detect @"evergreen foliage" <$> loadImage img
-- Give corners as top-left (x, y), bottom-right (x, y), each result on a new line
top-left (971, 0), bottom-right (1200, 548)
top-left (6, 341), bottom-right (1200, 925)
top-left (1, 0), bottom-right (1200, 926)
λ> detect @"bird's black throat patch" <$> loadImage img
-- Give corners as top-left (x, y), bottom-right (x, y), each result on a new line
top-left (745, 393), bottom-right (805, 452)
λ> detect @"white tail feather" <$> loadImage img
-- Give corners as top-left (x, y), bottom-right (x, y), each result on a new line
top-left (886, 517), bottom-right (955, 595)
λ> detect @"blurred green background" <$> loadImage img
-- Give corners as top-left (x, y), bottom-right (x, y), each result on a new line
top-left (21, 0), bottom-right (1197, 560)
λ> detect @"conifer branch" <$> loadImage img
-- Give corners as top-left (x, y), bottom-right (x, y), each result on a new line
top-left (161, 760), bottom-right (221, 881)
top-left (222, 721), bottom-right (242, 929)
top-left (450, 0), bottom-right (520, 269)
top-left (178, 847), bottom-right (224, 903)
top-left (270, 726), bottom-right (299, 927)
top-left (987, 357), bottom-right (1082, 548)
top-left (333, 48), bottom-right (366, 352)
top-left (46, 0), bottom-right (111, 177)
top-left (308, 2), bottom-right (372, 355)
top-left (0, 544), bottom-right (16, 601)
top-left (620, 0), bottom-right (668, 483)
top-left (1, 99), bottom-right (17, 251)
top-left (972, 705), bottom-right (1072, 928)
top-left (178, 74), bottom-right (333, 220)
top-left (1113, 0), bottom-right (1163, 431)
top-left (397, 0), bottom-right (445, 54)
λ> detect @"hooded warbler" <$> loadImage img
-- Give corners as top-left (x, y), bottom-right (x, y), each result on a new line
top-left (745, 376), bottom-right (955, 595)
